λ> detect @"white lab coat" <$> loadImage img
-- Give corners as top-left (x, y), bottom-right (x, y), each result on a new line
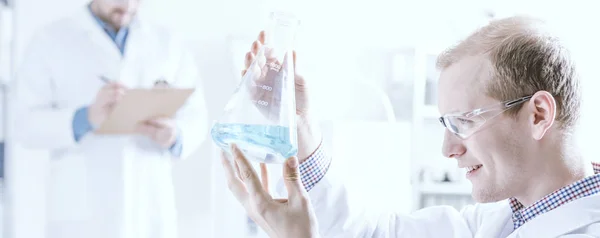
top-left (299, 162), bottom-right (600, 238)
top-left (11, 6), bottom-right (208, 238)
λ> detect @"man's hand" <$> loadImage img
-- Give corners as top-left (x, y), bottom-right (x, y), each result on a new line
top-left (135, 117), bottom-right (178, 149)
top-left (89, 82), bottom-right (127, 128)
top-left (243, 31), bottom-right (322, 161)
top-left (222, 144), bottom-right (320, 238)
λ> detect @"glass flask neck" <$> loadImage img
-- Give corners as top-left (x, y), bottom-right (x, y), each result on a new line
top-left (270, 11), bottom-right (300, 27)
top-left (266, 11), bottom-right (299, 60)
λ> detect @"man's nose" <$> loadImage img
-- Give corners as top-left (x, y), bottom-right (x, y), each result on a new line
top-left (442, 130), bottom-right (466, 159)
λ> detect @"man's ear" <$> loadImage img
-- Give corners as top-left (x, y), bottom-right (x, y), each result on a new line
top-left (527, 91), bottom-right (556, 140)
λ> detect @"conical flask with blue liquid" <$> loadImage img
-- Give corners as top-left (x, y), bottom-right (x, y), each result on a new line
top-left (211, 11), bottom-right (300, 164)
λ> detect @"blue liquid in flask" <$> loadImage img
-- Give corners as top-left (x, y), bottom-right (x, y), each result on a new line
top-left (211, 123), bottom-right (298, 163)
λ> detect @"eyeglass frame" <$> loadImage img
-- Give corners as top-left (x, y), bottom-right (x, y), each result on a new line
top-left (438, 95), bottom-right (533, 139)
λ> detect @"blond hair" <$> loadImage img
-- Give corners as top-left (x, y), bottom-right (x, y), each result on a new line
top-left (437, 16), bottom-right (581, 130)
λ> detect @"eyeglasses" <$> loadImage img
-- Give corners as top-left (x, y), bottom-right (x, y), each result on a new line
top-left (438, 95), bottom-right (532, 139)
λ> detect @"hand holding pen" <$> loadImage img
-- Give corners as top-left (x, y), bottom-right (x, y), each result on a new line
top-left (89, 76), bottom-right (128, 129)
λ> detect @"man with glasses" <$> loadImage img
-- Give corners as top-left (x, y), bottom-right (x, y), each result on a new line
top-left (220, 16), bottom-right (600, 237)
top-left (12, 0), bottom-right (208, 238)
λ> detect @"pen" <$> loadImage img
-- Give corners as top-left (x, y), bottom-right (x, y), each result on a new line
top-left (99, 75), bottom-right (113, 84)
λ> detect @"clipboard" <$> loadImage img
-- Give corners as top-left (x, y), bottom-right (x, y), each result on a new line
top-left (96, 88), bottom-right (195, 134)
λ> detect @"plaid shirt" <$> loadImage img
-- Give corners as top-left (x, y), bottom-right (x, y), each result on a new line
top-left (299, 143), bottom-right (331, 191)
top-left (300, 145), bottom-right (600, 231)
top-left (508, 162), bottom-right (600, 230)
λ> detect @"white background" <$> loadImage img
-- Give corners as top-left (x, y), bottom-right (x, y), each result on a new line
top-left (2, 0), bottom-right (599, 237)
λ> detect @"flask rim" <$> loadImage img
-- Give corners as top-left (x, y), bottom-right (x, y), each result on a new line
top-left (270, 11), bottom-right (301, 26)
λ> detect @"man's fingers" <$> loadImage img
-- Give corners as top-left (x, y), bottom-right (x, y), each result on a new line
top-left (95, 92), bottom-right (124, 111)
top-left (231, 144), bottom-right (267, 198)
top-left (112, 91), bottom-right (124, 102)
top-left (110, 87), bottom-right (127, 96)
top-left (235, 160), bottom-right (241, 177)
top-left (242, 31), bottom-right (266, 76)
top-left (273, 198), bottom-right (288, 204)
top-left (104, 81), bottom-right (127, 89)
top-left (154, 126), bottom-right (175, 148)
top-left (282, 157), bottom-right (307, 200)
top-left (258, 31), bottom-right (265, 44)
top-left (260, 163), bottom-right (270, 194)
top-left (102, 83), bottom-right (127, 96)
top-left (243, 52), bottom-right (264, 81)
top-left (135, 123), bottom-right (156, 136)
top-left (251, 40), bottom-right (262, 56)
top-left (244, 52), bottom-right (254, 70)
top-left (221, 151), bottom-right (249, 204)
top-left (99, 87), bottom-right (124, 102)
top-left (292, 50), bottom-right (297, 72)
top-left (144, 118), bottom-right (171, 128)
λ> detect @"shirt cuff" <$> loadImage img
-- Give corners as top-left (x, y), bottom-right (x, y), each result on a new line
top-left (299, 142), bottom-right (331, 192)
top-left (72, 107), bottom-right (94, 142)
top-left (169, 128), bottom-right (183, 157)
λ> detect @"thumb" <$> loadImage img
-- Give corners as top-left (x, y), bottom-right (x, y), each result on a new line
top-left (292, 50), bottom-right (303, 76)
top-left (283, 157), bottom-right (306, 199)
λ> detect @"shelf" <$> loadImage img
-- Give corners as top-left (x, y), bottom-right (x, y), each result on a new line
top-left (418, 182), bottom-right (472, 196)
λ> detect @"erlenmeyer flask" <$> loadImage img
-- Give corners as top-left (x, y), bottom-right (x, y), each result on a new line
top-left (211, 11), bottom-right (300, 164)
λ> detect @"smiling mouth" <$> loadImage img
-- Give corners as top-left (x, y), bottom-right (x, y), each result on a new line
top-left (466, 165), bottom-right (483, 174)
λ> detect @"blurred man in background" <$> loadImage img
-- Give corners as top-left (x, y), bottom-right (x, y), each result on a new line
top-left (221, 16), bottom-right (600, 237)
top-left (12, 0), bottom-right (208, 237)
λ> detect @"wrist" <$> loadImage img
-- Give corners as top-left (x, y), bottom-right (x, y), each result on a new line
top-left (296, 114), bottom-right (322, 163)
top-left (86, 106), bottom-right (99, 129)
top-left (168, 131), bottom-right (179, 148)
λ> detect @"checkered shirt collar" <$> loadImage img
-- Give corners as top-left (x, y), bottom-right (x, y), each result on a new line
top-left (509, 162), bottom-right (600, 229)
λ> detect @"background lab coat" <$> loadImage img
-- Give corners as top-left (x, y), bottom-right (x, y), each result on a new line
top-left (290, 162), bottom-right (600, 237)
top-left (11, 6), bottom-right (208, 238)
